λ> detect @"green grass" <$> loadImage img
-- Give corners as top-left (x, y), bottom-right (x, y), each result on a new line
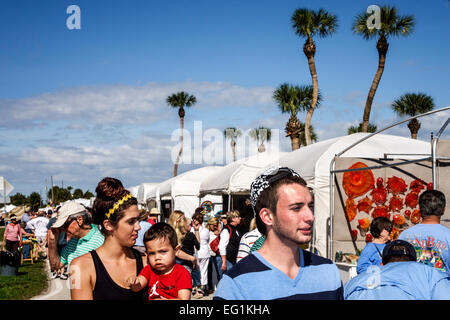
top-left (0, 227), bottom-right (49, 300)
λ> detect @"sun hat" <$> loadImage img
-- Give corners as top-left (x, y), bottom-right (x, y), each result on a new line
top-left (382, 239), bottom-right (417, 265)
top-left (149, 207), bottom-right (161, 215)
top-left (52, 201), bottom-right (87, 228)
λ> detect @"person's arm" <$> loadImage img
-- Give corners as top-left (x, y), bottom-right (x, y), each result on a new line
top-left (18, 225), bottom-right (23, 247)
top-left (48, 228), bottom-right (65, 270)
top-left (127, 275), bottom-right (148, 292)
top-left (177, 289), bottom-right (191, 300)
top-left (218, 229), bottom-right (230, 271)
top-left (70, 255), bottom-right (94, 300)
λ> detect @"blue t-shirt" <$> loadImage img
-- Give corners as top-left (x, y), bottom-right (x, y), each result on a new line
top-left (135, 221), bottom-right (152, 247)
top-left (398, 224), bottom-right (450, 274)
top-left (213, 249), bottom-right (343, 300)
top-left (344, 261), bottom-right (450, 300)
top-left (357, 242), bottom-right (386, 274)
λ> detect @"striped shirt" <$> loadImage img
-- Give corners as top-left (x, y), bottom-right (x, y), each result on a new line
top-left (237, 228), bottom-right (262, 262)
top-left (214, 249), bottom-right (343, 300)
top-left (60, 224), bottom-right (104, 267)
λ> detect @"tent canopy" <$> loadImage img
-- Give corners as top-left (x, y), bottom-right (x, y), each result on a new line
top-left (136, 183), bottom-right (159, 204)
top-left (157, 166), bottom-right (222, 198)
top-left (199, 150), bottom-right (288, 195)
top-left (276, 133), bottom-right (431, 257)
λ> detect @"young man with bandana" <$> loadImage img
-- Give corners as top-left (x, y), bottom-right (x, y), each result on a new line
top-left (214, 167), bottom-right (343, 300)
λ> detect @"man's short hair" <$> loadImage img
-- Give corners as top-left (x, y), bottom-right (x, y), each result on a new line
top-left (418, 189), bottom-right (446, 217)
top-left (143, 222), bottom-right (178, 249)
top-left (251, 167), bottom-right (307, 236)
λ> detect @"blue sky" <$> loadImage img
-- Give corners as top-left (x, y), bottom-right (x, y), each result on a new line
top-left (0, 0), bottom-right (449, 198)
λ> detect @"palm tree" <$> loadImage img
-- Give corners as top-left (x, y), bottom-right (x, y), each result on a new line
top-left (273, 83), bottom-right (321, 150)
top-left (392, 93), bottom-right (435, 139)
top-left (166, 91), bottom-right (197, 176)
top-left (249, 127), bottom-right (272, 153)
top-left (352, 6), bottom-right (415, 132)
top-left (224, 127), bottom-right (242, 162)
top-left (299, 122), bottom-right (318, 146)
top-left (347, 122), bottom-right (378, 135)
top-left (291, 8), bottom-right (337, 145)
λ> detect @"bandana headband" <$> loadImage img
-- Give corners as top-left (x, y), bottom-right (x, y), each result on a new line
top-left (250, 166), bottom-right (300, 208)
top-left (105, 193), bottom-right (133, 219)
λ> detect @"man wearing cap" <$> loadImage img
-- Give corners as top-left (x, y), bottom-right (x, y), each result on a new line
top-left (398, 189), bottom-right (450, 274)
top-left (48, 200), bottom-right (104, 278)
top-left (344, 240), bottom-right (450, 300)
top-left (214, 167), bottom-right (343, 300)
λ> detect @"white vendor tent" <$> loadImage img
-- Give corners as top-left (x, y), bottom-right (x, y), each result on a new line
top-left (149, 166), bottom-right (223, 219)
top-left (276, 133), bottom-right (431, 258)
top-left (136, 183), bottom-right (159, 205)
top-left (127, 185), bottom-right (140, 199)
top-left (199, 150), bottom-right (288, 197)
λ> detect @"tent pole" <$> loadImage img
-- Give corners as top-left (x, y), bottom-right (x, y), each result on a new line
top-left (329, 156), bottom-right (336, 261)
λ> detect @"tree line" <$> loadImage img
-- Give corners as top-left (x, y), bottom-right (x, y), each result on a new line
top-left (7, 186), bottom-right (94, 211)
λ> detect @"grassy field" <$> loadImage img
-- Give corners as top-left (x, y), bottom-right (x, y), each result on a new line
top-left (0, 227), bottom-right (49, 300)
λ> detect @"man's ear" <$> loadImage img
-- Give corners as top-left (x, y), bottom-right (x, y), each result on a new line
top-left (259, 208), bottom-right (274, 228)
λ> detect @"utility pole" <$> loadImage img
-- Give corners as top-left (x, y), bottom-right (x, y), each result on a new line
top-left (51, 176), bottom-right (54, 205)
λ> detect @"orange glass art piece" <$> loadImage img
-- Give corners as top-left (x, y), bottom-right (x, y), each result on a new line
top-left (389, 195), bottom-right (404, 212)
top-left (358, 217), bottom-right (371, 229)
top-left (371, 179), bottom-right (387, 204)
top-left (409, 179), bottom-right (425, 192)
top-left (391, 227), bottom-right (400, 240)
top-left (345, 198), bottom-right (357, 222)
top-left (357, 196), bottom-right (373, 214)
top-left (405, 191), bottom-right (419, 209)
top-left (342, 162), bottom-right (375, 198)
top-left (411, 209), bottom-right (421, 224)
top-left (393, 214), bottom-right (405, 225)
top-left (372, 205), bottom-right (390, 219)
top-left (386, 176), bottom-right (407, 194)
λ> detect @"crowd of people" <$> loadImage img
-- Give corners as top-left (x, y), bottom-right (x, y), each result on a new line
top-left (1, 167), bottom-right (450, 300)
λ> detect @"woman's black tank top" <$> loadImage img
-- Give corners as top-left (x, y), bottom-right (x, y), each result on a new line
top-left (90, 248), bottom-right (147, 300)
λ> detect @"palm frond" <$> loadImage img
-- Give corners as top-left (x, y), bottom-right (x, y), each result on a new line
top-left (392, 93), bottom-right (435, 116)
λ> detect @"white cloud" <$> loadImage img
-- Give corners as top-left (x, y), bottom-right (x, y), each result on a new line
top-left (0, 81), bottom-right (275, 128)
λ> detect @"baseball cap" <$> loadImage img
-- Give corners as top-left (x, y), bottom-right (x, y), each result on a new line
top-left (382, 240), bottom-right (417, 265)
top-left (52, 201), bottom-right (87, 228)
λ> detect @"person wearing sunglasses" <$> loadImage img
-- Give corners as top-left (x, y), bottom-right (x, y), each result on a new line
top-left (214, 166), bottom-right (343, 300)
top-left (357, 217), bottom-right (393, 275)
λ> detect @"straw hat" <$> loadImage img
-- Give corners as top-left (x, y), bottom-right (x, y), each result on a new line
top-left (149, 208), bottom-right (161, 215)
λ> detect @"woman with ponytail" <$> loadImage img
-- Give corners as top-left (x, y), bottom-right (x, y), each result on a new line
top-left (70, 177), bottom-right (147, 300)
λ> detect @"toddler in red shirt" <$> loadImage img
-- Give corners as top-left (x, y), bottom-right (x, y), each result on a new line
top-left (127, 222), bottom-right (192, 300)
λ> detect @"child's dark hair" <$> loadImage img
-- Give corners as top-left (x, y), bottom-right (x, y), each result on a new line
top-left (143, 222), bottom-right (178, 249)
top-left (370, 217), bottom-right (393, 239)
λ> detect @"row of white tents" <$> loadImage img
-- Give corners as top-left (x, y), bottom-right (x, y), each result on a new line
top-left (129, 133), bottom-right (431, 258)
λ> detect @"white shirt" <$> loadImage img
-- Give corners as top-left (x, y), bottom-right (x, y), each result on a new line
top-left (218, 227), bottom-right (230, 256)
top-left (191, 226), bottom-right (210, 259)
top-left (26, 216), bottom-right (50, 238)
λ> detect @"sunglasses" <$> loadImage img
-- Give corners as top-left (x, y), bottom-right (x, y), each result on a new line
top-left (266, 167), bottom-right (297, 185)
top-left (62, 217), bottom-right (76, 229)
